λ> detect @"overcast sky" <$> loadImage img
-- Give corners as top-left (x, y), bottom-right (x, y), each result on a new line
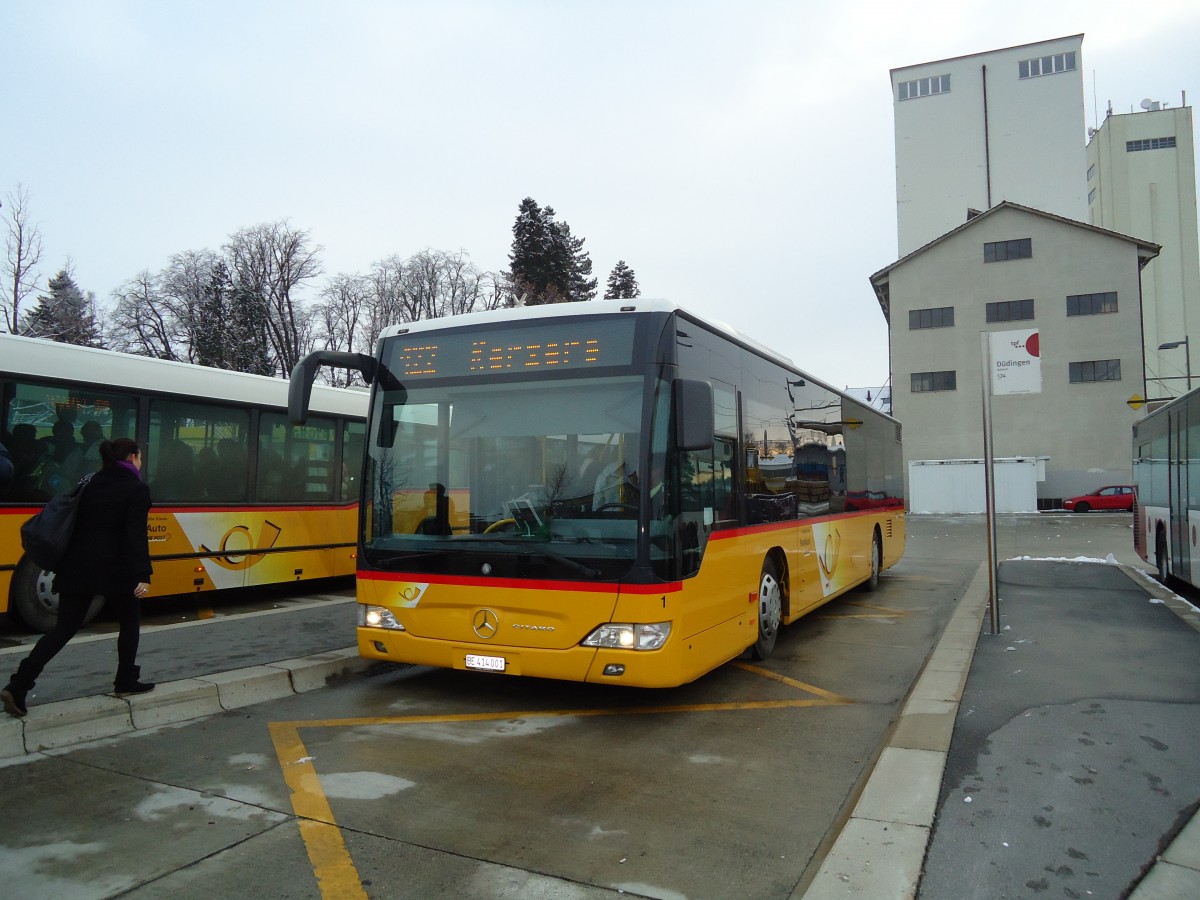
top-left (4, 1), bottom-right (1197, 389)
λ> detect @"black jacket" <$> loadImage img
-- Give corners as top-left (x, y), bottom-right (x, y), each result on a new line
top-left (54, 465), bottom-right (153, 596)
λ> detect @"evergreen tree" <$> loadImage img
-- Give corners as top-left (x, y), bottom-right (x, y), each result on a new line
top-left (553, 218), bottom-right (597, 302)
top-left (603, 260), bottom-right (640, 300)
top-left (195, 260), bottom-right (232, 368)
top-left (22, 269), bottom-right (102, 346)
top-left (227, 283), bottom-right (274, 376)
top-left (508, 198), bottom-right (595, 305)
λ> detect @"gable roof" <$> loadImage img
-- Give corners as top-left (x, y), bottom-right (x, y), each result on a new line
top-left (868, 200), bottom-right (1161, 321)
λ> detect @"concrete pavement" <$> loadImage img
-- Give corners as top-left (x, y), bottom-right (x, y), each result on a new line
top-left (802, 518), bottom-right (1200, 899)
top-left (4, 514), bottom-right (1199, 899)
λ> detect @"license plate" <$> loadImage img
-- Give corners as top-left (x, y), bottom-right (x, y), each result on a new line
top-left (465, 654), bottom-right (506, 672)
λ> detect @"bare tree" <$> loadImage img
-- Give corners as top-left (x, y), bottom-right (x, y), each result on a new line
top-left (361, 254), bottom-right (408, 350)
top-left (2, 184), bottom-right (44, 333)
top-left (226, 220), bottom-right (323, 375)
top-left (108, 270), bottom-right (183, 359)
top-left (314, 273), bottom-right (371, 386)
top-left (159, 250), bottom-right (220, 362)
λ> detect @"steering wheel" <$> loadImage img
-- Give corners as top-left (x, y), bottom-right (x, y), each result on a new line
top-left (483, 518), bottom-right (518, 534)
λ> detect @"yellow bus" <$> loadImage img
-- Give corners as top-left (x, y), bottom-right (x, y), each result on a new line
top-left (290, 300), bottom-right (905, 688)
top-left (1, 333), bottom-right (366, 632)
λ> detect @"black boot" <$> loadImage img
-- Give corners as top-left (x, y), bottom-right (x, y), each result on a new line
top-left (114, 665), bottom-right (155, 696)
top-left (1, 681), bottom-right (28, 717)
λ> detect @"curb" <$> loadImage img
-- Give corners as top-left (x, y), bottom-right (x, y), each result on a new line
top-left (0, 646), bottom-right (370, 760)
top-left (798, 561), bottom-right (990, 899)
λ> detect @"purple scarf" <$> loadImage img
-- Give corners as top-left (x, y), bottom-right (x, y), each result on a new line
top-left (117, 460), bottom-right (142, 480)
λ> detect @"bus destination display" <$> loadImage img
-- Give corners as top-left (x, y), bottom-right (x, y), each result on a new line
top-left (389, 319), bottom-right (636, 379)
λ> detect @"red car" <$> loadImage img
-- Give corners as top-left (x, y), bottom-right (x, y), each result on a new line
top-left (1063, 485), bottom-right (1135, 513)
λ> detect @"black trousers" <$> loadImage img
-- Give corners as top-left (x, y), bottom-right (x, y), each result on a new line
top-left (8, 590), bottom-right (141, 691)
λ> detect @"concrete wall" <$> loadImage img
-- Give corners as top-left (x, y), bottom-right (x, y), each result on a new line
top-left (893, 35), bottom-right (1087, 257)
top-left (887, 205), bottom-right (1147, 501)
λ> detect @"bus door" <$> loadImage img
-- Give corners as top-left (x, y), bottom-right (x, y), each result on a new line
top-left (1170, 406), bottom-right (1189, 579)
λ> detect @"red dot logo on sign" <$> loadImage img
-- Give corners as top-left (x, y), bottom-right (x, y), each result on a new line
top-left (1026, 332), bottom-right (1040, 358)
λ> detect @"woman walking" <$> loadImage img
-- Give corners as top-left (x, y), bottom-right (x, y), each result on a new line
top-left (2, 437), bottom-right (155, 717)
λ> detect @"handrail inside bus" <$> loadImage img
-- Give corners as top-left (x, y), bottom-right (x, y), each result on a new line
top-left (289, 351), bottom-right (377, 424)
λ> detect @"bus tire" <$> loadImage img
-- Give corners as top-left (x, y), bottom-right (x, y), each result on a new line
top-left (751, 556), bottom-right (785, 660)
top-left (10, 557), bottom-right (105, 633)
top-left (1155, 529), bottom-right (1169, 583)
top-left (866, 530), bottom-right (882, 592)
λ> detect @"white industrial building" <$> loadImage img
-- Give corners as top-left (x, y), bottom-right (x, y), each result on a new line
top-left (1087, 101), bottom-right (1200, 399)
top-left (891, 34), bottom-right (1087, 257)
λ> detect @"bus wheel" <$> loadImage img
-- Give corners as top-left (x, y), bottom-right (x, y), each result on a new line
top-left (866, 531), bottom-right (882, 592)
top-left (10, 557), bottom-right (105, 633)
top-left (1155, 530), bottom-right (1169, 583)
top-left (752, 557), bottom-right (784, 660)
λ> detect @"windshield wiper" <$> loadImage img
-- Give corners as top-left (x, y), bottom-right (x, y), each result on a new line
top-left (455, 535), bottom-right (600, 578)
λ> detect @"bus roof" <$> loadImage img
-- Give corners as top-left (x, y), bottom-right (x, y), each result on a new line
top-left (0, 332), bottom-right (365, 418)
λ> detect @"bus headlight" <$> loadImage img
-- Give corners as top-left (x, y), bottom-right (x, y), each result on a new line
top-left (581, 622), bottom-right (671, 650)
top-left (358, 604), bottom-right (405, 630)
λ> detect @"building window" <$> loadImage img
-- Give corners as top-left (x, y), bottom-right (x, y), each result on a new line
top-left (986, 299), bottom-right (1035, 323)
top-left (1126, 137), bottom-right (1177, 152)
top-left (1067, 291), bottom-right (1118, 316)
top-left (911, 370), bottom-right (957, 392)
top-left (1069, 359), bottom-right (1121, 383)
top-left (1088, 187), bottom-right (1097, 205)
top-left (984, 238), bottom-right (1032, 262)
top-left (908, 306), bottom-right (955, 329)
top-left (1018, 52), bottom-right (1077, 79)
top-left (898, 74), bottom-right (950, 101)
top-left (1087, 163), bottom-right (1095, 181)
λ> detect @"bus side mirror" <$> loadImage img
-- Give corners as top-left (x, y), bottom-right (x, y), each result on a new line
top-left (289, 351), bottom-right (378, 424)
top-left (674, 379), bottom-right (714, 451)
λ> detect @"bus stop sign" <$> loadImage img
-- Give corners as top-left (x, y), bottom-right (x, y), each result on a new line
top-left (990, 329), bottom-right (1041, 396)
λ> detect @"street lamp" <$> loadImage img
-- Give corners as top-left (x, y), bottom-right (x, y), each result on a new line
top-left (1158, 338), bottom-right (1192, 392)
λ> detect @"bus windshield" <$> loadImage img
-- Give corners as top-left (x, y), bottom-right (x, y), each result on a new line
top-left (363, 373), bottom-right (645, 580)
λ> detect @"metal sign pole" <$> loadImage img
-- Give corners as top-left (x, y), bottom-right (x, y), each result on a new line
top-left (980, 332), bottom-right (1000, 634)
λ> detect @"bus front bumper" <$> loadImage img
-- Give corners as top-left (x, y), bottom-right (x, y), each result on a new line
top-left (356, 627), bottom-right (696, 688)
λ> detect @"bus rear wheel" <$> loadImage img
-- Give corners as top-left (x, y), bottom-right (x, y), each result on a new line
top-left (866, 531), bottom-right (882, 592)
top-left (1155, 530), bottom-right (1170, 583)
top-left (10, 557), bottom-right (105, 633)
top-left (751, 557), bottom-right (784, 660)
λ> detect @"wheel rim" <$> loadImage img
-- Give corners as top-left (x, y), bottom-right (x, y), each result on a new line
top-left (759, 571), bottom-right (782, 638)
top-left (32, 568), bottom-right (59, 616)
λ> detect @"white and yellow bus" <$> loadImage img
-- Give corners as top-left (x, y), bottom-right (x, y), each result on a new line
top-left (290, 300), bottom-right (905, 688)
top-left (1, 333), bottom-right (366, 631)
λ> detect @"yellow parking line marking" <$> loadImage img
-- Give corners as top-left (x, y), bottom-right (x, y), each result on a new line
top-left (731, 662), bottom-right (853, 703)
top-left (269, 722), bottom-right (368, 900)
top-left (272, 665), bottom-right (855, 898)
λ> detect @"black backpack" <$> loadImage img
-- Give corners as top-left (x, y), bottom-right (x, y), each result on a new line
top-left (19, 474), bottom-right (94, 570)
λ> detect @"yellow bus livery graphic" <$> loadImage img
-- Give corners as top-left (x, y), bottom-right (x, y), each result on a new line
top-left (200, 520), bottom-right (283, 570)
